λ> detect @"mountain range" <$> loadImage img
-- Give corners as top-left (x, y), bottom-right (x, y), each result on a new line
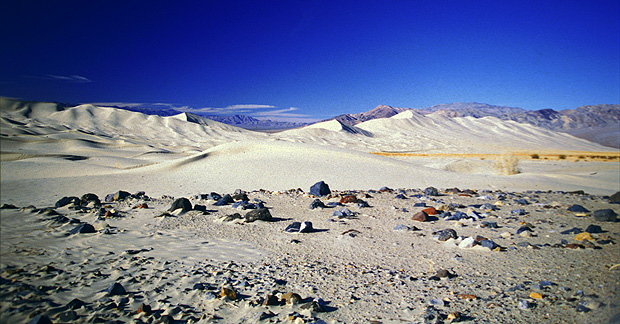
top-left (334, 103), bottom-right (620, 148)
top-left (1, 97), bottom-right (618, 148)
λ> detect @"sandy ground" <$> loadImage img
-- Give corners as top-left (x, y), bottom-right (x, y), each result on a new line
top-left (1, 101), bottom-right (619, 323)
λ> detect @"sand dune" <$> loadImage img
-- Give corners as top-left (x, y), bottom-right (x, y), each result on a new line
top-left (1, 101), bottom-right (618, 206)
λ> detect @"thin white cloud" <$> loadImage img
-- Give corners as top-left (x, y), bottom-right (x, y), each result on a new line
top-left (24, 74), bottom-right (93, 83)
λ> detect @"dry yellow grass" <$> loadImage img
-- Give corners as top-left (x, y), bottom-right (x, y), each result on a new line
top-left (370, 151), bottom-right (620, 162)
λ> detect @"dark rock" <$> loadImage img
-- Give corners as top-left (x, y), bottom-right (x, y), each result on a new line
top-left (28, 315), bottom-right (54, 324)
top-left (285, 222), bottom-right (302, 232)
top-left (433, 229), bottom-right (457, 241)
top-left (262, 293), bottom-right (280, 306)
top-left (518, 299), bottom-right (534, 310)
top-left (58, 310), bottom-right (78, 321)
top-left (481, 221), bottom-right (499, 228)
top-left (193, 204), bottom-right (207, 212)
top-left (593, 209), bottom-right (617, 222)
top-left (168, 198), bottom-right (192, 212)
top-left (309, 199), bottom-right (326, 209)
top-left (413, 202), bottom-right (427, 207)
top-left (258, 310), bottom-right (276, 320)
top-left (0, 204), bottom-right (18, 209)
top-left (69, 223), bottom-right (96, 234)
top-left (561, 227), bottom-right (582, 234)
top-left (379, 186), bottom-right (392, 192)
top-left (222, 213), bottom-right (242, 222)
top-left (213, 194), bottom-right (234, 206)
top-left (55, 196), bottom-right (80, 208)
top-left (436, 269), bottom-right (453, 278)
top-left (568, 204), bottom-right (589, 213)
top-left (299, 221), bottom-right (314, 233)
top-left (609, 191), bottom-right (620, 203)
top-left (511, 209), bottom-right (527, 215)
top-left (49, 215), bottom-right (70, 224)
top-left (585, 224), bottom-right (603, 233)
top-left (207, 192), bottom-right (222, 201)
top-left (232, 192), bottom-right (249, 201)
top-left (424, 187), bottom-right (439, 196)
top-left (80, 193), bottom-right (100, 206)
top-left (281, 292), bottom-right (302, 305)
top-left (394, 194), bottom-right (408, 199)
top-left (137, 303), bottom-right (152, 315)
top-left (66, 298), bottom-right (86, 309)
top-left (300, 300), bottom-right (326, 312)
top-left (333, 208), bottom-right (356, 218)
top-left (480, 239), bottom-right (499, 249)
top-left (245, 208), bottom-right (272, 222)
top-left (112, 191), bottom-right (131, 201)
top-left (412, 211), bottom-right (428, 222)
top-left (514, 198), bottom-right (529, 205)
top-left (105, 282), bottom-right (127, 295)
top-left (160, 314), bottom-right (174, 324)
top-left (309, 181), bottom-right (331, 197)
top-left (192, 283), bottom-right (208, 290)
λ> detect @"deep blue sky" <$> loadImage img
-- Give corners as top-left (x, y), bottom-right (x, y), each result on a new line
top-left (1, 0), bottom-right (618, 121)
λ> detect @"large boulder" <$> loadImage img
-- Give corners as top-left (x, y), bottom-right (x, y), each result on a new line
top-left (310, 181), bottom-right (331, 197)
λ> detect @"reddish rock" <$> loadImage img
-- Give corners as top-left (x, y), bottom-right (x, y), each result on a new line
top-left (457, 294), bottom-right (477, 301)
top-left (134, 203), bottom-right (149, 209)
top-left (422, 207), bottom-right (438, 215)
top-left (565, 243), bottom-right (584, 249)
top-left (412, 211), bottom-right (428, 222)
top-left (340, 195), bottom-right (357, 204)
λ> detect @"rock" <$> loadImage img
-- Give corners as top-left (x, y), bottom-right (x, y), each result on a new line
top-left (213, 194), bottom-right (234, 206)
top-left (80, 193), bottom-right (100, 207)
top-left (69, 223), bottom-right (96, 234)
top-left (514, 198), bottom-right (529, 205)
top-left (309, 199), bottom-right (326, 209)
top-left (568, 204), bottom-right (589, 213)
top-left (58, 310), bottom-right (78, 321)
top-left (575, 232), bottom-right (594, 241)
top-left (105, 282), bottom-right (127, 295)
top-left (300, 300), bottom-right (325, 312)
top-left (529, 292), bottom-right (543, 299)
top-left (456, 294), bottom-right (476, 301)
top-left (436, 269), bottom-right (453, 278)
top-left (413, 202), bottom-right (427, 207)
top-left (168, 198), bottom-right (192, 212)
top-left (286, 222), bottom-right (313, 233)
top-left (66, 298), bottom-right (86, 309)
top-left (429, 298), bottom-right (445, 307)
top-left (516, 226), bottom-right (533, 234)
top-left (0, 204), bottom-right (18, 209)
top-left (160, 314), bottom-right (175, 324)
top-left (565, 243), bottom-right (584, 249)
top-left (262, 293), bottom-right (280, 306)
top-left (412, 211), bottom-right (428, 222)
top-left (458, 237), bottom-right (476, 249)
top-left (222, 213), bottom-right (242, 222)
top-left (424, 187), bottom-right (439, 196)
top-left (137, 303), bottom-right (152, 315)
top-left (112, 190), bottom-right (131, 201)
top-left (207, 192), bottom-right (222, 201)
top-left (609, 191), bottom-right (620, 203)
top-left (245, 208), bottom-right (272, 222)
top-left (480, 239), bottom-right (499, 250)
top-left (511, 209), bottom-right (527, 215)
top-left (55, 196), bottom-right (80, 208)
top-left (593, 209), bottom-right (617, 222)
top-left (585, 224), bottom-right (603, 233)
top-left (422, 305), bottom-right (444, 323)
top-left (28, 315), bottom-right (54, 324)
top-left (281, 292), bottom-right (302, 305)
top-left (340, 195), bottom-right (357, 204)
top-left (433, 229), bottom-right (457, 241)
top-left (333, 208), bottom-right (356, 218)
top-left (220, 286), bottom-right (237, 300)
top-left (394, 194), bottom-right (408, 199)
top-left (560, 227), bottom-right (582, 234)
top-left (518, 299), bottom-right (533, 310)
top-left (422, 207), bottom-right (438, 215)
top-left (309, 181), bottom-right (331, 197)
top-left (232, 190), bottom-right (249, 201)
top-left (481, 221), bottom-right (498, 228)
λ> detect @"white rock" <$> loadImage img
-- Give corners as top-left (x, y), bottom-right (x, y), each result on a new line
top-left (458, 237), bottom-right (476, 249)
